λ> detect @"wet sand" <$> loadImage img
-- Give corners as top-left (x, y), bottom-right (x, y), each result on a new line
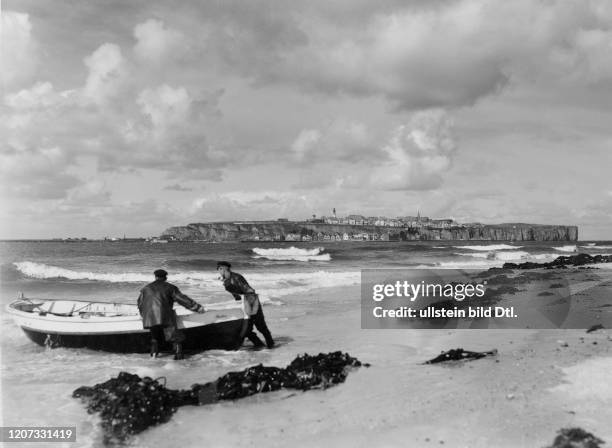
top-left (131, 267), bottom-right (612, 448)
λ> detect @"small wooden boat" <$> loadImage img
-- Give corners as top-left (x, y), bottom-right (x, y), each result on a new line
top-left (6, 296), bottom-right (244, 353)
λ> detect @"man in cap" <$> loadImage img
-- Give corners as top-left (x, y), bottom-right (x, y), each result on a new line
top-left (137, 269), bottom-right (205, 360)
top-left (217, 261), bottom-right (274, 349)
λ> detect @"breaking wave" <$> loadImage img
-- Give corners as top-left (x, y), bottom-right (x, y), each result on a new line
top-left (453, 244), bottom-right (523, 251)
top-left (13, 261), bottom-right (358, 299)
top-left (553, 245), bottom-right (578, 252)
top-left (252, 246), bottom-right (331, 261)
top-left (580, 244), bottom-right (612, 250)
top-left (455, 251), bottom-right (558, 262)
top-left (14, 262), bottom-right (151, 283)
top-left (441, 252), bottom-right (560, 269)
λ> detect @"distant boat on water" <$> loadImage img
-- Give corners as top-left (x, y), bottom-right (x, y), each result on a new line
top-left (146, 237), bottom-right (169, 243)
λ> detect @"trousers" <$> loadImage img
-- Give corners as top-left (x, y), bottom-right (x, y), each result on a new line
top-left (238, 307), bottom-right (274, 348)
top-left (149, 324), bottom-right (184, 344)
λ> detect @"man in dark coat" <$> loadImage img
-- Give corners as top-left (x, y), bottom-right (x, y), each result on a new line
top-left (217, 261), bottom-right (274, 349)
top-left (137, 269), bottom-right (205, 359)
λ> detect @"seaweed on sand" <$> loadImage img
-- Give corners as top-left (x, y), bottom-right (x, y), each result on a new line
top-left (73, 351), bottom-right (367, 445)
top-left (423, 348), bottom-right (498, 364)
top-left (544, 427), bottom-right (605, 448)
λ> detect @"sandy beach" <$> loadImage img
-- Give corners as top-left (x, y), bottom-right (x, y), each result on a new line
top-left (123, 267), bottom-right (612, 447)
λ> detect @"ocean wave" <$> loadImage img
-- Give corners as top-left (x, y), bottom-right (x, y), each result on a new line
top-left (252, 246), bottom-right (331, 261)
top-left (454, 251), bottom-right (556, 262)
top-left (14, 262), bottom-right (152, 283)
top-left (13, 261), bottom-right (359, 298)
top-left (441, 251), bottom-right (560, 269)
top-left (553, 245), bottom-right (578, 252)
top-left (453, 244), bottom-right (523, 251)
top-left (580, 245), bottom-right (612, 250)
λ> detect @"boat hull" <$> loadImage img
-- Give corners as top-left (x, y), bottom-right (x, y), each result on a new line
top-left (7, 298), bottom-right (245, 353)
top-left (21, 319), bottom-right (244, 353)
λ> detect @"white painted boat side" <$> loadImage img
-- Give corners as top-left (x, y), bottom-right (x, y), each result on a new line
top-left (6, 300), bottom-right (243, 335)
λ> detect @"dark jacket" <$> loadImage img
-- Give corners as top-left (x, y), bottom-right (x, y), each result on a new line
top-left (137, 279), bottom-right (201, 329)
top-left (223, 271), bottom-right (260, 316)
top-left (223, 272), bottom-right (256, 300)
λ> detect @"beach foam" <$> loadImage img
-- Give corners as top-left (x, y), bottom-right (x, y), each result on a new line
top-left (454, 251), bottom-right (558, 262)
top-left (252, 246), bottom-right (331, 261)
top-left (553, 245), bottom-right (578, 252)
top-left (453, 244), bottom-right (523, 251)
top-left (581, 244), bottom-right (612, 250)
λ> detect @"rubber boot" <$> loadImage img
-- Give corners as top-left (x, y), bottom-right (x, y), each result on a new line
top-left (247, 333), bottom-right (265, 348)
top-left (265, 335), bottom-right (275, 349)
top-left (150, 339), bottom-right (159, 358)
top-left (173, 342), bottom-right (184, 360)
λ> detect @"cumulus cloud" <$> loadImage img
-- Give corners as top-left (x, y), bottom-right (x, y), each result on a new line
top-left (291, 118), bottom-right (376, 163)
top-left (370, 109), bottom-right (456, 190)
top-left (133, 19), bottom-right (185, 63)
top-left (83, 43), bottom-right (127, 105)
top-left (2, 11), bottom-right (38, 88)
top-left (188, 0), bottom-right (612, 109)
top-left (111, 84), bottom-right (227, 175)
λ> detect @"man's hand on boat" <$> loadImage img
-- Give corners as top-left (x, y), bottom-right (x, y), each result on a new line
top-left (196, 304), bottom-right (206, 314)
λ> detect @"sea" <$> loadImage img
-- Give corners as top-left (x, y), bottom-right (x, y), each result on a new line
top-left (1, 240), bottom-right (611, 446)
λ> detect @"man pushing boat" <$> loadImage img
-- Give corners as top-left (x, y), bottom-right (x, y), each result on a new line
top-left (137, 269), bottom-right (205, 360)
top-left (217, 261), bottom-right (275, 349)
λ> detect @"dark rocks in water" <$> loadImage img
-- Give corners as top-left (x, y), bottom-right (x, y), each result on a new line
top-left (586, 324), bottom-right (604, 333)
top-left (503, 253), bottom-right (612, 270)
top-left (544, 427), bottom-right (605, 448)
top-left (423, 348), bottom-right (498, 364)
top-left (73, 352), bottom-right (366, 444)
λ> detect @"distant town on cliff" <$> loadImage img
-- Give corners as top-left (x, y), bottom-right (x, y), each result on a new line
top-left (159, 210), bottom-right (578, 243)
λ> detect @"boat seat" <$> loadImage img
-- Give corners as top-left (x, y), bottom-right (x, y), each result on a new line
top-left (37, 301), bottom-right (77, 316)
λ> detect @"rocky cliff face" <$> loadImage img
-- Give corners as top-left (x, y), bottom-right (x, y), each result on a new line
top-left (161, 221), bottom-right (578, 242)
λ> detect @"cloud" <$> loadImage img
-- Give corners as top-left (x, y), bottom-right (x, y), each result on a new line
top-left (183, 0), bottom-right (612, 109)
top-left (83, 43), bottom-right (127, 105)
top-left (1, 11), bottom-right (38, 88)
top-left (164, 183), bottom-right (193, 192)
top-left (0, 146), bottom-right (81, 199)
top-left (111, 83), bottom-right (227, 175)
top-left (370, 109), bottom-right (456, 190)
top-left (190, 191), bottom-right (312, 221)
top-left (133, 19), bottom-right (185, 63)
top-left (290, 118), bottom-right (376, 164)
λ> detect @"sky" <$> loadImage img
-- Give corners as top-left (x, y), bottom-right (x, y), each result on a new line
top-left (1, 0), bottom-right (611, 239)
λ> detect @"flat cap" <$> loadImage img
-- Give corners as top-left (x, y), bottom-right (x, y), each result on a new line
top-left (154, 269), bottom-right (168, 277)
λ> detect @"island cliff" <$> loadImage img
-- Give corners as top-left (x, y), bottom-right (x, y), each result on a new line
top-left (160, 221), bottom-right (578, 242)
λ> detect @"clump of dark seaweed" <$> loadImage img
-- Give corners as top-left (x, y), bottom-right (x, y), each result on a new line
top-left (73, 372), bottom-right (180, 445)
top-left (73, 351), bottom-right (367, 445)
top-left (544, 427), bottom-right (605, 448)
top-left (423, 348), bottom-right (498, 364)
